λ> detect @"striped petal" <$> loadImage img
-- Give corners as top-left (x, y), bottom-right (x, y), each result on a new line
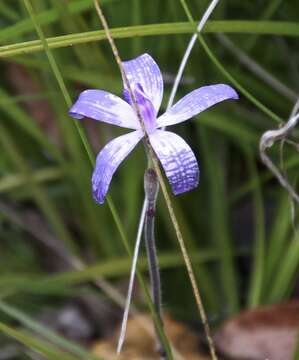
top-left (149, 130), bottom-right (199, 195)
top-left (92, 130), bottom-right (144, 204)
top-left (123, 53), bottom-right (163, 114)
top-left (69, 90), bottom-right (140, 129)
top-left (157, 84), bottom-right (238, 127)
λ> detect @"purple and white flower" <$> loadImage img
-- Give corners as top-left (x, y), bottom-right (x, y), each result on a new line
top-left (69, 53), bottom-right (238, 204)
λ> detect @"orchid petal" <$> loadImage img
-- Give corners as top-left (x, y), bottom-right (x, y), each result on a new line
top-left (149, 130), bottom-right (199, 195)
top-left (123, 53), bottom-right (163, 114)
top-left (92, 130), bottom-right (144, 204)
top-left (157, 84), bottom-right (238, 127)
top-left (69, 90), bottom-right (140, 129)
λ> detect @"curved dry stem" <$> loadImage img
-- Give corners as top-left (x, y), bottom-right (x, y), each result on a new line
top-left (260, 109), bottom-right (299, 203)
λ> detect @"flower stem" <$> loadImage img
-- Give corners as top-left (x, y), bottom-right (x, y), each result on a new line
top-left (144, 169), bottom-right (166, 359)
top-left (145, 206), bottom-right (162, 319)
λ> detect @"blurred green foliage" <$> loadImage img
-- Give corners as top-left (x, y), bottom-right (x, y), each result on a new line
top-left (0, 0), bottom-right (299, 358)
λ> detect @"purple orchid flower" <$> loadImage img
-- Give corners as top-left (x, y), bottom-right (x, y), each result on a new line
top-left (69, 53), bottom-right (238, 204)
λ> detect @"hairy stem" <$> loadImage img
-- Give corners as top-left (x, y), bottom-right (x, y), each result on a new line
top-left (145, 210), bottom-right (162, 319)
top-left (144, 169), bottom-right (166, 359)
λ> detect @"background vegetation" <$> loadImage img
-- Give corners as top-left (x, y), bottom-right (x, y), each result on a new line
top-left (0, 0), bottom-right (299, 358)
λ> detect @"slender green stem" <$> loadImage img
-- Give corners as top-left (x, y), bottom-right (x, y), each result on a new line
top-left (0, 2), bottom-right (20, 21)
top-left (179, 0), bottom-right (282, 124)
top-left (199, 127), bottom-right (239, 313)
top-left (145, 209), bottom-right (162, 320)
top-left (244, 146), bottom-right (265, 308)
top-left (0, 300), bottom-right (102, 360)
top-left (245, 0), bottom-right (284, 52)
top-left (2, 21), bottom-right (299, 57)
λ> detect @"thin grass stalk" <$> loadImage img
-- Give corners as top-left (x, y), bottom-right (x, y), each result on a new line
top-left (0, 2), bottom-right (20, 21)
top-left (244, 0), bottom-right (284, 52)
top-left (0, 301), bottom-right (102, 360)
top-left (2, 21), bottom-right (299, 58)
top-left (216, 34), bottom-right (297, 101)
top-left (179, 0), bottom-right (282, 124)
top-left (267, 236), bottom-right (299, 302)
top-left (0, 323), bottom-right (79, 360)
top-left (93, 1), bottom-right (217, 359)
top-left (232, 154), bottom-right (299, 204)
top-left (0, 166), bottom-right (64, 193)
top-left (244, 146), bottom-right (265, 308)
top-left (131, 0), bottom-right (142, 55)
top-left (199, 127), bottom-right (239, 312)
top-left (264, 194), bottom-right (292, 291)
top-left (0, 87), bottom-right (63, 162)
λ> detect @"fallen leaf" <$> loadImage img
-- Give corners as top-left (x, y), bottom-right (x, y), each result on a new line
top-left (92, 313), bottom-right (210, 360)
top-left (214, 301), bottom-right (299, 360)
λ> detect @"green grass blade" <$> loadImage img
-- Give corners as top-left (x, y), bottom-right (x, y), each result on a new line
top-left (0, 249), bottom-right (228, 295)
top-left (0, 301), bottom-right (102, 360)
top-left (264, 193), bottom-right (292, 293)
top-left (0, 166), bottom-right (65, 193)
top-left (232, 154), bottom-right (299, 203)
top-left (199, 127), bottom-right (239, 313)
top-left (0, 122), bottom-right (77, 253)
top-left (267, 237), bottom-right (299, 302)
top-left (0, 323), bottom-right (79, 360)
top-left (0, 87), bottom-right (62, 162)
top-left (179, 1), bottom-right (282, 124)
top-left (0, 2), bottom-right (20, 21)
top-left (0, 0), bottom-right (115, 41)
top-left (245, 147), bottom-right (265, 308)
top-left (1, 21), bottom-right (299, 57)
top-left (245, 0), bottom-right (284, 52)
